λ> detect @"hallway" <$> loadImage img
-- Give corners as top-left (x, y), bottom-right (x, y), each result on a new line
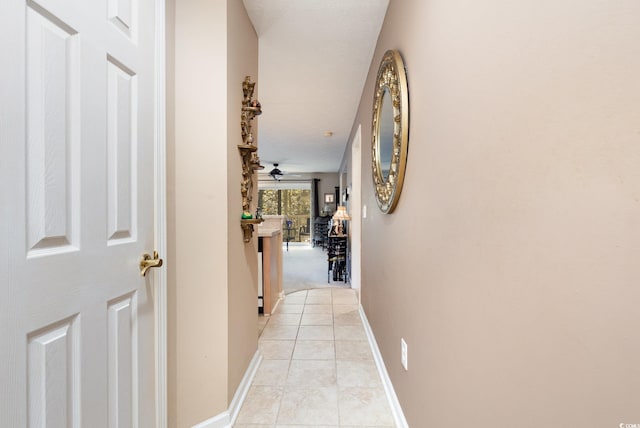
top-left (281, 243), bottom-right (351, 294)
top-left (235, 288), bottom-right (395, 427)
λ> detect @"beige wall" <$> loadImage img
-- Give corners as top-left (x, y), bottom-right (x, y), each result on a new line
top-left (349, 0), bottom-right (640, 426)
top-left (168, 0), bottom-right (258, 426)
top-left (316, 173), bottom-right (340, 212)
top-left (226, 0), bottom-right (260, 402)
top-left (165, 0), bottom-right (176, 423)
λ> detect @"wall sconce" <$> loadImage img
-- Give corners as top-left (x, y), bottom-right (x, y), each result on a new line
top-left (330, 205), bottom-right (351, 236)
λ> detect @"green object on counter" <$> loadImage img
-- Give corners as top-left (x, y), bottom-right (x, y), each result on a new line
top-left (241, 212), bottom-right (253, 219)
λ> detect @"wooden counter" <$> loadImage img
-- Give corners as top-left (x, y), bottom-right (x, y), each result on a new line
top-left (258, 228), bottom-right (282, 315)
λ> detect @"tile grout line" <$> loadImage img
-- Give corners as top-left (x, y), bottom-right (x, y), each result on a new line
top-left (330, 292), bottom-right (344, 428)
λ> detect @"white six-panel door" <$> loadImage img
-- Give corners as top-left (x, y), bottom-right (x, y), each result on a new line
top-left (0, 0), bottom-right (159, 426)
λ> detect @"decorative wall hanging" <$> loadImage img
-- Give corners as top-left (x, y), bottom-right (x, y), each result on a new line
top-left (238, 76), bottom-right (264, 242)
top-left (371, 50), bottom-right (409, 213)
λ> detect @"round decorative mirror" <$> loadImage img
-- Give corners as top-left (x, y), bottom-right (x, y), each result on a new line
top-left (371, 50), bottom-right (409, 213)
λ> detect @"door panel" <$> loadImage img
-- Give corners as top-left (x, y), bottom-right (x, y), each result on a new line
top-left (107, 56), bottom-right (137, 244)
top-left (1, 0), bottom-right (158, 426)
top-left (108, 292), bottom-right (137, 428)
top-left (26, 3), bottom-right (80, 256)
top-left (108, 0), bottom-right (136, 39)
top-left (27, 315), bottom-right (80, 428)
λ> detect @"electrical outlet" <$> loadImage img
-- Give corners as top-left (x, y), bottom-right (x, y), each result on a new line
top-left (401, 338), bottom-right (408, 371)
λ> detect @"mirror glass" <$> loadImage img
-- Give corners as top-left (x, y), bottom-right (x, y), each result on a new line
top-left (371, 50), bottom-right (409, 214)
top-left (378, 88), bottom-right (394, 180)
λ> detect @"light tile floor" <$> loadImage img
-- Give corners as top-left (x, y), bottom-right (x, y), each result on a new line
top-left (236, 288), bottom-right (395, 428)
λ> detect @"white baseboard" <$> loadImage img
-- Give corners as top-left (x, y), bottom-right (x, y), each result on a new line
top-left (191, 350), bottom-right (263, 428)
top-left (360, 306), bottom-right (409, 428)
top-left (228, 350), bottom-right (262, 424)
top-left (191, 410), bottom-right (229, 428)
top-left (270, 291), bottom-right (285, 315)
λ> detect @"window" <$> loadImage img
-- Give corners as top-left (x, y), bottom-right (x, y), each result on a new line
top-left (258, 182), bottom-right (311, 243)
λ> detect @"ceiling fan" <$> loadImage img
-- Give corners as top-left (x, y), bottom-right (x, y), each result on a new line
top-left (266, 162), bottom-right (302, 181)
top-left (269, 163), bottom-right (284, 180)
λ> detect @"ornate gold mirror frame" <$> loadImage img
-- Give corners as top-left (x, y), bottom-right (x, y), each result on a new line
top-left (371, 50), bottom-right (409, 213)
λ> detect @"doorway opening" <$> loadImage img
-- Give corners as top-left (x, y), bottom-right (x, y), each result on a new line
top-left (258, 181), bottom-right (312, 245)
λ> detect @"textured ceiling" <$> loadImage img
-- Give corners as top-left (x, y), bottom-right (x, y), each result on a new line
top-left (243, 0), bottom-right (388, 176)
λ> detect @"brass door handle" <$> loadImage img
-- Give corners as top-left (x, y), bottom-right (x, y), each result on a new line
top-left (140, 250), bottom-right (163, 276)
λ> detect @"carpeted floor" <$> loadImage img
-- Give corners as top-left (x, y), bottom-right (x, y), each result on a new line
top-left (282, 243), bottom-right (350, 294)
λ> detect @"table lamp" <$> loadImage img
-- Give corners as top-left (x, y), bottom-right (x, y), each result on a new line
top-left (331, 205), bottom-right (351, 236)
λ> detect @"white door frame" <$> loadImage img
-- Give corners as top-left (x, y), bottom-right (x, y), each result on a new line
top-left (350, 125), bottom-right (363, 295)
top-left (154, 0), bottom-right (168, 426)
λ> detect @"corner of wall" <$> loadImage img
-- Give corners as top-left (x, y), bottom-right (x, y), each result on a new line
top-left (169, 0), bottom-right (231, 426)
top-left (225, 0), bottom-right (260, 405)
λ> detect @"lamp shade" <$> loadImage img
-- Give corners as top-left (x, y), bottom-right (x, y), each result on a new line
top-left (332, 205), bottom-right (351, 221)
